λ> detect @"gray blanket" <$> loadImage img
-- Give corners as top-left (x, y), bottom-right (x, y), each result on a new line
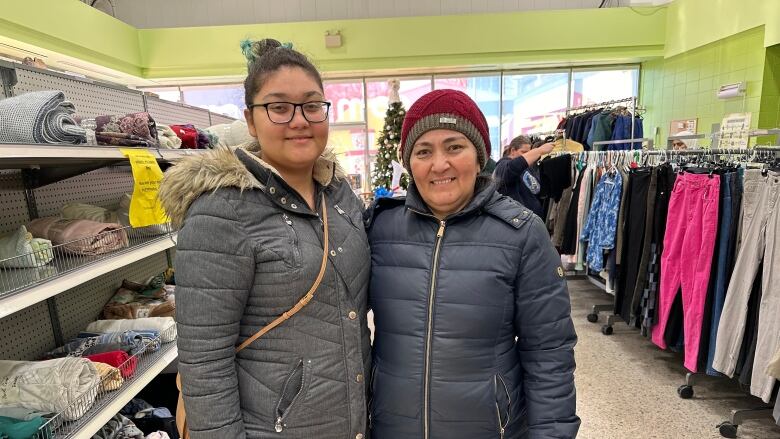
top-left (0, 90), bottom-right (86, 144)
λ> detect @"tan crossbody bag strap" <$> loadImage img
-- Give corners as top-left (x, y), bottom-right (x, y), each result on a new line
top-left (235, 192), bottom-right (329, 352)
top-left (177, 193), bottom-right (329, 439)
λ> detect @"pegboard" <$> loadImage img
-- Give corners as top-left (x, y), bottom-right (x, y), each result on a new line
top-left (145, 96), bottom-right (211, 128)
top-left (54, 252), bottom-right (169, 342)
top-left (0, 301), bottom-right (56, 361)
top-left (209, 112), bottom-right (237, 126)
top-left (0, 170), bottom-right (30, 234)
top-left (11, 67), bottom-right (146, 118)
top-left (33, 167), bottom-right (134, 218)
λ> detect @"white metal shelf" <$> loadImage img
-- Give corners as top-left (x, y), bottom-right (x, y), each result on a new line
top-left (0, 143), bottom-right (206, 169)
top-left (0, 233), bottom-right (177, 320)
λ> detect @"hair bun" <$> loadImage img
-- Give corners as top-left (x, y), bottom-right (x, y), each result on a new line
top-left (240, 39), bottom-right (283, 65)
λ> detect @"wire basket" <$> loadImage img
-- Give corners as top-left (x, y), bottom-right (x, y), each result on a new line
top-left (0, 224), bottom-right (174, 296)
top-left (33, 325), bottom-right (177, 438)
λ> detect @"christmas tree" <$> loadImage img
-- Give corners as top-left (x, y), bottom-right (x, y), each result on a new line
top-left (371, 80), bottom-right (409, 193)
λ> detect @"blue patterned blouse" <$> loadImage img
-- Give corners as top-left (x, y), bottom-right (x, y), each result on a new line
top-left (580, 170), bottom-right (623, 272)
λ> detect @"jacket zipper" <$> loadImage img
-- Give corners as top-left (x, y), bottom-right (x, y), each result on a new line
top-left (424, 220), bottom-right (446, 439)
top-left (494, 374), bottom-right (510, 438)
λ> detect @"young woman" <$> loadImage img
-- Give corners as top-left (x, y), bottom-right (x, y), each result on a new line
top-left (367, 89), bottom-right (580, 439)
top-left (159, 39), bottom-right (371, 439)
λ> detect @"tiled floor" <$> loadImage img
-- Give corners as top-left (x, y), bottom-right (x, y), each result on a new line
top-left (569, 278), bottom-right (779, 439)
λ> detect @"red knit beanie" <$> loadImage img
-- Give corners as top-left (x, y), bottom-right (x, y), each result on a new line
top-left (400, 89), bottom-right (491, 170)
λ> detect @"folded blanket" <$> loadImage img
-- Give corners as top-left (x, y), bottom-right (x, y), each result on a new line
top-left (41, 331), bottom-right (146, 360)
top-left (103, 279), bottom-right (175, 320)
top-left (205, 120), bottom-right (252, 148)
top-left (195, 128), bottom-right (212, 149)
top-left (62, 203), bottom-right (119, 223)
top-left (86, 318), bottom-right (176, 343)
top-left (79, 330), bottom-right (161, 354)
top-left (156, 125), bottom-right (182, 149)
top-left (169, 125), bottom-right (198, 149)
top-left (0, 91), bottom-right (87, 144)
top-left (95, 112), bottom-right (159, 145)
top-left (0, 225), bottom-right (53, 268)
top-left (91, 413), bottom-right (144, 439)
top-left (200, 129), bottom-right (219, 149)
top-left (27, 217), bottom-right (128, 256)
top-left (0, 357), bottom-right (100, 421)
top-left (96, 132), bottom-right (156, 148)
top-left (0, 414), bottom-right (45, 439)
top-left (85, 351), bottom-right (137, 378)
top-left (93, 362), bottom-right (123, 392)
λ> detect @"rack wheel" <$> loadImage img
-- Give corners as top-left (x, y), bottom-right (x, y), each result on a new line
top-left (601, 325), bottom-right (613, 335)
top-left (677, 385), bottom-right (694, 399)
top-left (717, 421), bottom-right (738, 438)
top-left (587, 313), bottom-right (598, 323)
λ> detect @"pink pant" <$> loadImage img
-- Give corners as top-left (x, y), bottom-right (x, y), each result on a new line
top-left (651, 172), bottom-right (720, 372)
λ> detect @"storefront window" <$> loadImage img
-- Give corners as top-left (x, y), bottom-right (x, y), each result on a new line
top-left (324, 80), bottom-right (365, 124)
top-left (434, 75), bottom-right (501, 161)
top-left (181, 84), bottom-right (245, 119)
top-left (571, 68), bottom-right (639, 108)
top-left (328, 125), bottom-right (368, 193)
top-left (502, 72), bottom-right (569, 149)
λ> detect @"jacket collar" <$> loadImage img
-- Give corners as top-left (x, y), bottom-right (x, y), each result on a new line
top-left (159, 140), bottom-right (344, 226)
top-left (404, 175), bottom-right (496, 221)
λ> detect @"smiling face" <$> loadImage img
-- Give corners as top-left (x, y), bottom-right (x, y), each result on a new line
top-left (410, 129), bottom-right (481, 219)
top-left (244, 66), bottom-right (329, 174)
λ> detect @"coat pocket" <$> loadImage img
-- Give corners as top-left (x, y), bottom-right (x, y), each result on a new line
top-left (494, 374), bottom-right (511, 439)
top-left (280, 213), bottom-right (302, 267)
top-left (274, 359), bottom-right (311, 433)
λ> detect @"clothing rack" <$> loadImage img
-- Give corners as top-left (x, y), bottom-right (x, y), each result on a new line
top-left (563, 97), bottom-right (643, 149)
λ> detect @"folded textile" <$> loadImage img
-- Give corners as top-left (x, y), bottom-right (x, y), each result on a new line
top-left (205, 120), bottom-right (252, 148)
top-left (0, 414), bottom-right (45, 439)
top-left (41, 331), bottom-right (145, 360)
top-left (95, 112), bottom-right (158, 145)
top-left (103, 279), bottom-right (175, 320)
top-left (27, 217), bottom-right (128, 256)
top-left (144, 430), bottom-right (171, 439)
top-left (96, 132), bottom-right (156, 148)
top-left (155, 125), bottom-right (182, 150)
top-left (0, 407), bottom-right (50, 422)
top-left (86, 317), bottom-right (176, 343)
top-left (93, 362), bottom-right (124, 392)
top-left (62, 203), bottom-right (119, 223)
top-left (169, 125), bottom-right (198, 149)
top-left (0, 225), bottom-right (54, 268)
top-left (0, 90), bottom-right (87, 144)
top-left (79, 330), bottom-right (161, 353)
top-left (0, 357), bottom-right (99, 421)
top-left (201, 130), bottom-right (219, 149)
top-left (195, 128), bottom-right (213, 149)
top-left (85, 351), bottom-right (137, 378)
top-left (91, 413), bottom-right (144, 439)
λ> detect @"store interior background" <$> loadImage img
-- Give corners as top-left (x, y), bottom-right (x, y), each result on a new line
top-left (1, 0), bottom-right (777, 193)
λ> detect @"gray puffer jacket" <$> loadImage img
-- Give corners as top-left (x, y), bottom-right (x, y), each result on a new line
top-left (159, 143), bottom-right (371, 439)
top-left (366, 179), bottom-right (579, 439)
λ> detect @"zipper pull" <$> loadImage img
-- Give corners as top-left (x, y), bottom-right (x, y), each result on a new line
top-left (334, 204), bottom-right (346, 215)
top-left (436, 221), bottom-right (446, 238)
top-left (275, 417), bottom-right (284, 433)
top-left (500, 427), bottom-right (505, 438)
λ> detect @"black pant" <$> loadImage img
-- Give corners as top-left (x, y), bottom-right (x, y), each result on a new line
top-left (615, 168), bottom-right (652, 323)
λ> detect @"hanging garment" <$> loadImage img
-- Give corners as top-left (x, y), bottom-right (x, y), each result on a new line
top-left (629, 169), bottom-right (659, 325)
top-left (574, 167), bottom-right (594, 271)
top-left (539, 154), bottom-right (573, 202)
top-left (705, 170), bottom-right (742, 376)
top-left (652, 172), bottom-right (720, 372)
top-left (560, 168), bottom-right (585, 255)
top-left (615, 168), bottom-right (652, 324)
top-left (580, 171), bottom-right (623, 272)
top-left (0, 90), bottom-right (86, 144)
top-left (712, 171), bottom-right (780, 402)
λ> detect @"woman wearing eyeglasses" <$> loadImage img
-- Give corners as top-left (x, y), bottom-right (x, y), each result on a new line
top-left (159, 39), bottom-right (371, 439)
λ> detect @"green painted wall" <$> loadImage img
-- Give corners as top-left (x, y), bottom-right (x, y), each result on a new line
top-left (665, 0), bottom-right (780, 57)
top-left (0, 0), bottom-right (142, 76)
top-left (758, 45), bottom-right (780, 136)
top-left (138, 7), bottom-right (666, 78)
top-left (640, 27), bottom-right (767, 147)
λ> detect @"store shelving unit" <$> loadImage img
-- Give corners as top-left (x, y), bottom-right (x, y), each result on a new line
top-left (0, 59), bottom-right (230, 438)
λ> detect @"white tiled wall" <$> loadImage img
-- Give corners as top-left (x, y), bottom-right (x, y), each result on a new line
top-left (112, 0), bottom-right (604, 28)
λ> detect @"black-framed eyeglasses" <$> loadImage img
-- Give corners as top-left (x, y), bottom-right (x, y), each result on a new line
top-left (248, 101), bottom-right (331, 124)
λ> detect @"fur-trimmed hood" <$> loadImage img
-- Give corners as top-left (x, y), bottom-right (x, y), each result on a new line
top-left (159, 140), bottom-right (345, 226)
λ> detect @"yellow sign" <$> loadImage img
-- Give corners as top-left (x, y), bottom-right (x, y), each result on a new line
top-left (121, 149), bottom-right (168, 227)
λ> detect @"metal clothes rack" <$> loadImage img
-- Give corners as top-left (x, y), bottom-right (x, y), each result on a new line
top-left (564, 96), bottom-right (643, 149)
top-left (667, 129), bottom-right (780, 149)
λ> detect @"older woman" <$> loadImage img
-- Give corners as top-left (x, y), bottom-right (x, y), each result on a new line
top-left (367, 90), bottom-right (580, 439)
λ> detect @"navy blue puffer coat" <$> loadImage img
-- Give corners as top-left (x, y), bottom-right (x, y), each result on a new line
top-left (367, 180), bottom-right (580, 439)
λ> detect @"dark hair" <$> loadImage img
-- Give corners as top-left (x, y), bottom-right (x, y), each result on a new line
top-left (241, 39), bottom-right (323, 107)
top-left (509, 135), bottom-right (532, 150)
